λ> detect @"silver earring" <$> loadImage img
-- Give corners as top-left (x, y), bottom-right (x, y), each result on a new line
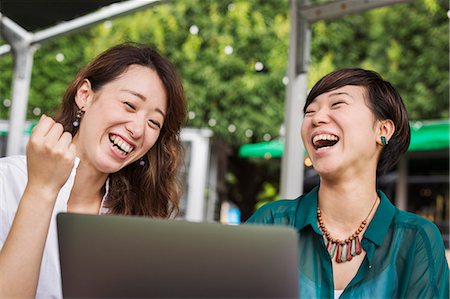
top-left (139, 158), bottom-right (146, 167)
top-left (72, 107), bottom-right (85, 128)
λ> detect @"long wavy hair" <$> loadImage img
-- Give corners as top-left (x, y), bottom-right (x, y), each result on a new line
top-left (55, 43), bottom-right (187, 218)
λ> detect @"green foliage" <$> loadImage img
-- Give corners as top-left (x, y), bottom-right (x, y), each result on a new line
top-left (0, 32), bottom-right (93, 119)
top-left (1, 0), bottom-right (447, 139)
top-left (255, 182), bottom-right (280, 210)
top-left (28, 33), bottom-right (93, 118)
top-left (83, 0), bottom-right (290, 146)
top-left (310, 0), bottom-right (449, 119)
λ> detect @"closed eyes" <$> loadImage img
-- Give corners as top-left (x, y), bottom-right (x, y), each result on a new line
top-left (331, 101), bottom-right (345, 107)
top-left (124, 101), bottom-right (162, 129)
top-left (330, 100), bottom-right (350, 110)
top-left (304, 102), bottom-right (345, 115)
top-left (124, 101), bottom-right (136, 110)
top-left (149, 120), bottom-right (161, 129)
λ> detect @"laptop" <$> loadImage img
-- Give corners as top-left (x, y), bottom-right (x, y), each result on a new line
top-left (57, 213), bottom-right (299, 298)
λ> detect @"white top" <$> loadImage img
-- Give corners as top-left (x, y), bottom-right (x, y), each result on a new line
top-left (0, 155), bottom-right (109, 299)
top-left (334, 289), bottom-right (344, 299)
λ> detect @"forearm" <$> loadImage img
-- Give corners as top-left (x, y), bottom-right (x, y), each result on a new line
top-left (0, 185), bottom-right (58, 298)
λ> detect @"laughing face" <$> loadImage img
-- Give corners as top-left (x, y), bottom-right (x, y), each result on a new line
top-left (301, 85), bottom-right (381, 178)
top-left (73, 64), bottom-right (167, 174)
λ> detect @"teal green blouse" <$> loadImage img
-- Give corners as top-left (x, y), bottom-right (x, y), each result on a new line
top-left (246, 186), bottom-right (449, 298)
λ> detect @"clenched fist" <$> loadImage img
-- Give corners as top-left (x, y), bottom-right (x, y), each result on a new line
top-left (26, 115), bottom-right (77, 198)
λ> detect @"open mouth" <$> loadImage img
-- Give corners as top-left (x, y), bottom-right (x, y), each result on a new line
top-left (312, 134), bottom-right (339, 151)
top-left (109, 134), bottom-right (134, 156)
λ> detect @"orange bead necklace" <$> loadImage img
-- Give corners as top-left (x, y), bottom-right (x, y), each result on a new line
top-left (317, 196), bottom-right (378, 263)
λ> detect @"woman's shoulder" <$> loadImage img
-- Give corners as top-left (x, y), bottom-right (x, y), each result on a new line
top-left (393, 209), bottom-right (444, 244)
top-left (394, 209), bottom-right (439, 229)
top-left (392, 209), bottom-right (449, 296)
top-left (0, 155), bottom-right (27, 176)
top-left (0, 155), bottom-right (28, 192)
top-left (0, 155), bottom-right (27, 166)
top-left (0, 156), bottom-right (28, 234)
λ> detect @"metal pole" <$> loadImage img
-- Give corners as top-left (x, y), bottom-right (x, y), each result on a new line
top-left (1, 16), bottom-right (35, 156)
top-left (32, 0), bottom-right (165, 44)
top-left (0, 1), bottom-right (166, 58)
top-left (299, 0), bottom-right (413, 22)
top-left (183, 129), bottom-right (212, 222)
top-left (395, 157), bottom-right (408, 210)
top-left (6, 45), bottom-right (36, 156)
top-left (0, 44), bottom-right (11, 56)
top-left (0, 0), bottom-right (168, 155)
top-left (205, 149), bottom-right (219, 222)
top-left (280, 0), bottom-right (310, 199)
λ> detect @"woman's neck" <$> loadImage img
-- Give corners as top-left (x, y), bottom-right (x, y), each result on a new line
top-left (68, 161), bottom-right (108, 212)
top-left (317, 174), bottom-right (379, 237)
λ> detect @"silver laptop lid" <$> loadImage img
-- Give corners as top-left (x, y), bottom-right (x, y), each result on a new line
top-left (57, 213), bottom-right (299, 298)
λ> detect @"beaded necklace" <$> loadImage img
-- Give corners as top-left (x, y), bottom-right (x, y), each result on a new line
top-left (317, 196), bottom-right (378, 263)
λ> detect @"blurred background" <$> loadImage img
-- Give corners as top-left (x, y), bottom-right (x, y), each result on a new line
top-left (0, 0), bottom-right (448, 254)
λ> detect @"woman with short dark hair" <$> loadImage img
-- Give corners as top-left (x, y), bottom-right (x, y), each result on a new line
top-left (0, 43), bottom-right (187, 298)
top-left (247, 68), bottom-right (449, 298)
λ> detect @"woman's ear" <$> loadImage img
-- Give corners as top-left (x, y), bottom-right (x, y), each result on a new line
top-left (377, 119), bottom-right (395, 145)
top-left (74, 79), bottom-right (94, 110)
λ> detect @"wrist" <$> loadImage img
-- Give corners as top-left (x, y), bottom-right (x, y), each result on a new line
top-left (23, 183), bottom-right (61, 205)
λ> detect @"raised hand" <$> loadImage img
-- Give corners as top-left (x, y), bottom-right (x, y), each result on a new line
top-left (26, 114), bottom-right (77, 197)
top-left (0, 114), bottom-right (77, 298)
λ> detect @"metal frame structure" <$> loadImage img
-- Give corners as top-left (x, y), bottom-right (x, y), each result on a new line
top-left (280, 0), bottom-right (413, 199)
top-left (180, 128), bottom-right (214, 222)
top-left (0, 0), bottom-right (166, 156)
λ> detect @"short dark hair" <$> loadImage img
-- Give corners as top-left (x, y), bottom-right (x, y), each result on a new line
top-left (304, 68), bottom-right (410, 176)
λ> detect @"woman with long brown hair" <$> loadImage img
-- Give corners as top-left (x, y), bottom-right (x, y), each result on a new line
top-left (0, 43), bottom-right (187, 298)
top-left (247, 68), bottom-right (449, 298)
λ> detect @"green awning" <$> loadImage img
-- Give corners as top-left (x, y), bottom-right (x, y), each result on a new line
top-left (0, 121), bottom-right (36, 136)
top-left (408, 119), bottom-right (449, 151)
top-left (239, 119), bottom-right (450, 158)
top-left (239, 140), bottom-right (284, 159)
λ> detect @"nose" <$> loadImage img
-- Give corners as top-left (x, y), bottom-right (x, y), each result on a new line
top-left (125, 115), bottom-right (145, 138)
top-left (311, 108), bottom-right (330, 127)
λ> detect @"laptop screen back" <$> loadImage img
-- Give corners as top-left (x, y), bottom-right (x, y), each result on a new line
top-left (57, 213), bottom-right (298, 298)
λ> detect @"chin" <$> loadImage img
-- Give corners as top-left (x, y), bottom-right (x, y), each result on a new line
top-left (313, 163), bottom-right (341, 177)
top-left (95, 159), bottom-right (128, 174)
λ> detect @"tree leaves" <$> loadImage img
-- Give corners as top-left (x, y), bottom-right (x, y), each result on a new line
top-left (0, 0), bottom-right (447, 140)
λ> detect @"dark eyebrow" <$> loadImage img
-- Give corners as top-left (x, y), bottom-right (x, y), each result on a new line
top-left (121, 89), bottom-right (166, 118)
top-left (328, 92), bottom-right (354, 99)
top-left (121, 89), bottom-right (146, 101)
